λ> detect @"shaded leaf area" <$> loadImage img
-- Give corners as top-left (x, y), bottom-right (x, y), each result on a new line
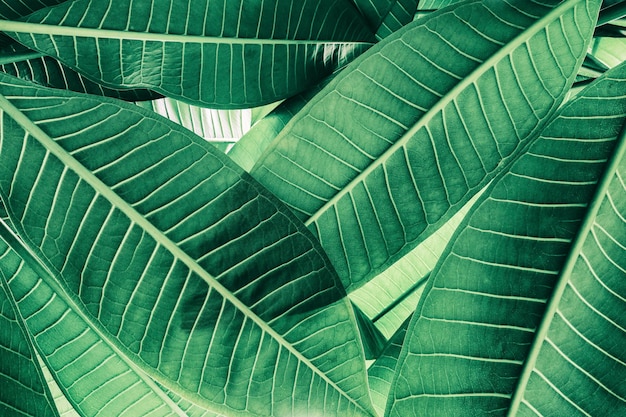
top-left (250, 0), bottom-right (596, 293)
top-left (135, 98), bottom-right (251, 153)
top-left (3, 0), bottom-right (375, 108)
top-left (386, 59), bottom-right (626, 417)
top-left (0, 265), bottom-right (58, 417)
top-left (0, 74), bottom-right (375, 417)
top-left (0, 52), bottom-right (161, 101)
top-left (350, 0), bottom-right (418, 39)
top-left (0, 0), bottom-right (66, 19)
top-left (367, 317), bottom-right (409, 416)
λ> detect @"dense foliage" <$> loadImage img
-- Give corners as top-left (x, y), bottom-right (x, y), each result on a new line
top-left (0, 0), bottom-right (625, 416)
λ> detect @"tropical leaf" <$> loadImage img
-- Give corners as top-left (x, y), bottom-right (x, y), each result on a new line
top-left (0, 0), bottom-right (375, 108)
top-left (0, 260), bottom-right (58, 417)
top-left (349, 190), bottom-right (481, 340)
top-left (135, 98), bottom-right (252, 153)
top-left (416, 0), bottom-right (462, 10)
top-left (508, 82), bottom-right (626, 417)
top-left (0, 0), bottom-right (66, 20)
top-left (349, 0), bottom-right (419, 39)
top-left (249, 0), bottom-right (599, 295)
top-left (386, 60), bottom-right (626, 417)
top-left (0, 73), bottom-right (375, 417)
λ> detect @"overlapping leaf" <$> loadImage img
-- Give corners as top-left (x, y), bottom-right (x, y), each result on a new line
top-left (0, 261), bottom-right (58, 417)
top-left (0, 73), bottom-right (375, 417)
top-left (349, 0), bottom-right (419, 39)
top-left (0, 228), bottom-right (198, 417)
top-left (135, 98), bottom-right (251, 153)
top-left (509, 77), bottom-right (626, 417)
top-left (250, 0), bottom-right (599, 294)
top-left (386, 60), bottom-right (626, 417)
top-left (0, 0), bottom-right (66, 20)
top-left (1, 0), bottom-right (375, 108)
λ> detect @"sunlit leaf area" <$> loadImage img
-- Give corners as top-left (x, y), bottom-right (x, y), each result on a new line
top-left (0, 0), bottom-right (625, 416)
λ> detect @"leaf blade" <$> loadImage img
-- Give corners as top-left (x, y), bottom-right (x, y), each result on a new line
top-left (250, 0), bottom-right (598, 294)
top-left (0, 74), bottom-right (375, 416)
top-left (1, 0), bottom-right (375, 108)
top-left (386, 57), bottom-right (626, 417)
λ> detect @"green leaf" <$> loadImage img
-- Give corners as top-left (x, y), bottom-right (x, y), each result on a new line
top-left (135, 98), bottom-right (252, 153)
top-left (386, 60), bottom-right (626, 417)
top-left (0, 260), bottom-right (58, 417)
top-left (249, 0), bottom-right (599, 295)
top-left (508, 77), bottom-right (626, 416)
top-left (416, 0), bottom-right (462, 10)
top-left (0, 73), bottom-right (376, 417)
top-left (367, 317), bottom-right (409, 417)
top-left (0, 0), bottom-right (375, 108)
top-left (0, 0), bottom-right (67, 20)
top-left (0, 53), bottom-right (160, 101)
top-left (349, 0), bottom-right (419, 39)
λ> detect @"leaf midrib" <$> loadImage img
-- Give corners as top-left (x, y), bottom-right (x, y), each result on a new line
top-left (304, 0), bottom-right (583, 226)
top-left (0, 21), bottom-right (374, 45)
top-left (506, 121), bottom-right (626, 417)
top-left (0, 93), bottom-right (374, 416)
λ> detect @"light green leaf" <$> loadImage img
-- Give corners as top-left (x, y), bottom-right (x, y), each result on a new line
top-left (0, 73), bottom-right (376, 417)
top-left (416, 0), bottom-right (462, 10)
top-left (589, 36), bottom-right (626, 69)
top-left (135, 98), bottom-right (252, 153)
top-left (0, 0), bottom-right (375, 108)
top-left (250, 0), bottom-right (598, 296)
top-left (0, 261), bottom-right (58, 417)
top-left (387, 60), bottom-right (626, 417)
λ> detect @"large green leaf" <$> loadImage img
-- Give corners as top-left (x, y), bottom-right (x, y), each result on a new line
top-left (508, 80), bottom-right (626, 416)
top-left (0, 0), bottom-right (375, 108)
top-left (249, 0), bottom-right (599, 294)
top-left (386, 61), bottom-right (626, 417)
top-left (0, 73), bottom-right (376, 417)
top-left (0, 259), bottom-right (58, 417)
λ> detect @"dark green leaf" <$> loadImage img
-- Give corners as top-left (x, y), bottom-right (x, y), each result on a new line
top-left (0, 0), bottom-right (66, 20)
top-left (350, 0), bottom-right (419, 39)
top-left (1, 0), bottom-right (375, 108)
